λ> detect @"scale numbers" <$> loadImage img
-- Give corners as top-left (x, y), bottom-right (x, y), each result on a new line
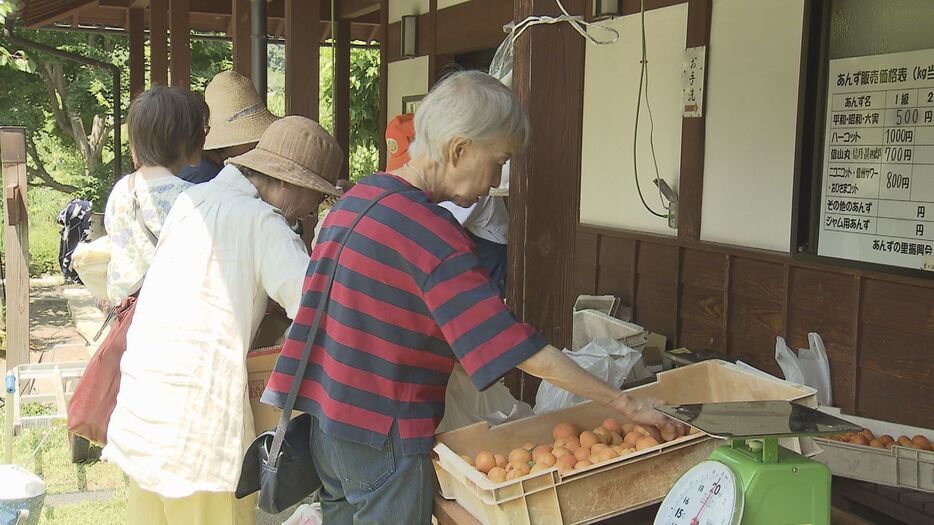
top-left (655, 461), bottom-right (742, 525)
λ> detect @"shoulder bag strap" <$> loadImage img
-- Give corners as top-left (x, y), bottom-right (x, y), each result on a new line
top-left (127, 173), bottom-right (159, 247)
top-left (266, 187), bottom-right (406, 466)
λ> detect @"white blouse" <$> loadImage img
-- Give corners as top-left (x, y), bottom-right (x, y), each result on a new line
top-left (103, 164), bottom-right (309, 497)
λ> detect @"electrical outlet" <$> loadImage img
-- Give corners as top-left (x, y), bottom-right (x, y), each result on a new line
top-left (667, 201), bottom-right (678, 229)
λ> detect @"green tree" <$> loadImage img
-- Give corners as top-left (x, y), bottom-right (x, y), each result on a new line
top-left (268, 42), bottom-right (379, 181)
top-left (0, 14), bottom-right (232, 204)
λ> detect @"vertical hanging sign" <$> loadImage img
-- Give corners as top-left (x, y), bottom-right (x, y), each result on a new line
top-left (818, 48), bottom-right (934, 271)
top-left (682, 46), bottom-right (705, 118)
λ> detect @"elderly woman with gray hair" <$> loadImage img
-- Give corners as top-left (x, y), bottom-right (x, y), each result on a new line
top-left (263, 71), bottom-right (679, 524)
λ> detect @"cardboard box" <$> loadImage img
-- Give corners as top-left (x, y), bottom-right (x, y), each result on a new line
top-left (811, 407), bottom-right (934, 493)
top-left (433, 360), bottom-right (817, 525)
top-left (246, 346), bottom-right (294, 435)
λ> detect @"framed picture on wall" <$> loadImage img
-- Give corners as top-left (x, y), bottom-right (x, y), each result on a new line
top-left (402, 94), bottom-right (425, 115)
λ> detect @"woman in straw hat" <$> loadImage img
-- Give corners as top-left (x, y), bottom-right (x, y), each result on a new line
top-left (104, 116), bottom-right (342, 525)
top-left (180, 71), bottom-right (278, 184)
top-left (263, 71), bottom-right (682, 524)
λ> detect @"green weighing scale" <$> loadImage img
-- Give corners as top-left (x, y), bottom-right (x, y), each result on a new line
top-left (652, 400), bottom-right (862, 525)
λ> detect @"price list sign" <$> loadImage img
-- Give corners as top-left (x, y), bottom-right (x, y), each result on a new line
top-left (819, 48), bottom-right (934, 271)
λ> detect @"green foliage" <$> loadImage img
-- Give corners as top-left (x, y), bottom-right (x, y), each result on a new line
top-left (268, 42), bottom-right (379, 181)
top-left (27, 187), bottom-right (72, 276)
top-left (0, 22), bottom-right (378, 276)
top-left (190, 38), bottom-right (233, 94)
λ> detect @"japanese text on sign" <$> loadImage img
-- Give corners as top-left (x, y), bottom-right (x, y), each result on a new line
top-left (818, 48), bottom-right (934, 271)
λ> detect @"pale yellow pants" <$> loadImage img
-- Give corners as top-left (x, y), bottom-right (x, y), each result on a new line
top-left (127, 478), bottom-right (257, 525)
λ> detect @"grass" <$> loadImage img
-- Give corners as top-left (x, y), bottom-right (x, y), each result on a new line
top-left (0, 185), bottom-right (71, 277)
top-left (2, 405), bottom-right (127, 524)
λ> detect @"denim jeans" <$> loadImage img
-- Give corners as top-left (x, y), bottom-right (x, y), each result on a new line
top-left (308, 416), bottom-right (434, 524)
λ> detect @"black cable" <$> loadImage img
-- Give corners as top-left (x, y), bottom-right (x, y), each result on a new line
top-left (632, 0), bottom-right (668, 219)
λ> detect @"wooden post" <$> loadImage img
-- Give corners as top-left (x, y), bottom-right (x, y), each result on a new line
top-left (334, 18), bottom-right (351, 181)
top-left (505, 0), bottom-right (586, 403)
top-left (231, 0), bottom-right (252, 77)
top-left (1, 127), bottom-right (29, 371)
top-left (378, 0), bottom-right (389, 169)
top-left (150, 0), bottom-right (169, 86)
top-left (170, 0), bottom-right (191, 88)
top-left (677, 0), bottom-right (712, 239)
top-left (427, 0), bottom-right (437, 84)
top-left (128, 7), bottom-right (145, 98)
top-left (285, 0), bottom-right (320, 120)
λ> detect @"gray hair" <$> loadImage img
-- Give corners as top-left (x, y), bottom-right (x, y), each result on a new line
top-left (408, 70), bottom-right (530, 165)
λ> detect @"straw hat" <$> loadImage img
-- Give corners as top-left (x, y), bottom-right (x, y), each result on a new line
top-left (203, 71), bottom-right (278, 150)
top-left (227, 116), bottom-right (342, 196)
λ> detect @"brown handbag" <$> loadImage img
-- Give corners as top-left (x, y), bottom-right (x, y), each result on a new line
top-left (67, 174), bottom-right (157, 445)
top-left (67, 295), bottom-right (138, 444)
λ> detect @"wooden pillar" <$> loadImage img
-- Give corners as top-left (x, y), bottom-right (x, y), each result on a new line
top-left (1, 127), bottom-right (29, 371)
top-left (335, 18), bottom-right (351, 181)
top-left (128, 7), bottom-right (145, 97)
top-left (232, 0), bottom-right (252, 77)
top-left (285, 0), bottom-right (320, 119)
top-left (378, 0), bottom-right (389, 169)
top-left (505, 0), bottom-right (586, 403)
top-left (677, 0), bottom-right (712, 239)
top-left (150, 0), bottom-right (169, 86)
top-left (170, 0), bottom-right (191, 88)
top-left (427, 0), bottom-right (437, 84)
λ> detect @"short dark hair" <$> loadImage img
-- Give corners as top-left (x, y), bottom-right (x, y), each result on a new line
top-left (128, 86), bottom-right (209, 168)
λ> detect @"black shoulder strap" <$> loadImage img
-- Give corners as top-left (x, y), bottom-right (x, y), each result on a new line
top-left (266, 186), bottom-right (405, 466)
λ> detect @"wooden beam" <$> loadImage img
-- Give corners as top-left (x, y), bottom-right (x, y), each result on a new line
top-left (285, 0), bottom-right (320, 119)
top-left (338, 0), bottom-right (380, 19)
top-left (378, 0), bottom-right (388, 169)
top-left (335, 18), bottom-right (351, 181)
top-left (150, 0), bottom-right (169, 86)
top-left (170, 0), bottom-right (191, 88)
top-left (231, 0), bottom-right (251, 76)
top-left (128, 7), bottom-right (146, 98)
top-left (428, 0), bottom-right (437, 84)
top-left (677, 0), bottom-right (712, 239)
top-left (20, 0), bottom-right (96, 28)
top-left (505, 0), bottom-right (586, 403)
top-left (1, 127), bottom-right (29, 371)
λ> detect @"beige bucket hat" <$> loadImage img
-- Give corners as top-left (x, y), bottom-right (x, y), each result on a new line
top-left (227, 116), bottom-right (342, 196)
top-left (203, 71), bottom-right (278, 150)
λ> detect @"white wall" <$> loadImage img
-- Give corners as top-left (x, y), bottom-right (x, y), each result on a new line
top-left (699, 0), bottom-right (806, 252)
top-left (579, 4), bottom-right (688, 235)
top-left (386, 56), bottom-right (430, 127)
top-left (389, 0), bottom-right (430, 23)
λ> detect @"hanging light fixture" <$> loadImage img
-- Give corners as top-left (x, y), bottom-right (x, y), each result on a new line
top-left (594, 0), bottom-right (622, 19)
top-left (401, 15), bottom-right (418, 58)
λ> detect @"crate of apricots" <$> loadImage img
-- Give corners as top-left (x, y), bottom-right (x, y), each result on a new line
top-left (465, 418), bottom-right (700, 484)
top-left (433, 360), bottom-right (818, 525)
top-left (812, 407), bottom-right (934, 494)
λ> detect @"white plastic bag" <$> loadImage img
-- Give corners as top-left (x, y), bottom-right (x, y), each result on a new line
top-left (533, 339), bottom-right (643, 415)
top-left (774, 333), bottom-right (833, 406)
top-left (282, 502), bottom-right (322, 525)
top-left (436, 365), bottom-right (533, 434)
top-left (71, 236), bottom-right (111, 300)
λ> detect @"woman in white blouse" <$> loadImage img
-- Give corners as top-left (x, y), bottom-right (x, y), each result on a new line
top-left (104, 116), bottom-right (342, 525)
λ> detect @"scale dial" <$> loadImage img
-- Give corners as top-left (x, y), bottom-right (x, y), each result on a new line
top-left (654, 461), bottom-right (743, 525)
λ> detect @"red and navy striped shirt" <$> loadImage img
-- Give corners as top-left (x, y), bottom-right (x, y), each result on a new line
top-left (262, 174), bottom-right (546, 454)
